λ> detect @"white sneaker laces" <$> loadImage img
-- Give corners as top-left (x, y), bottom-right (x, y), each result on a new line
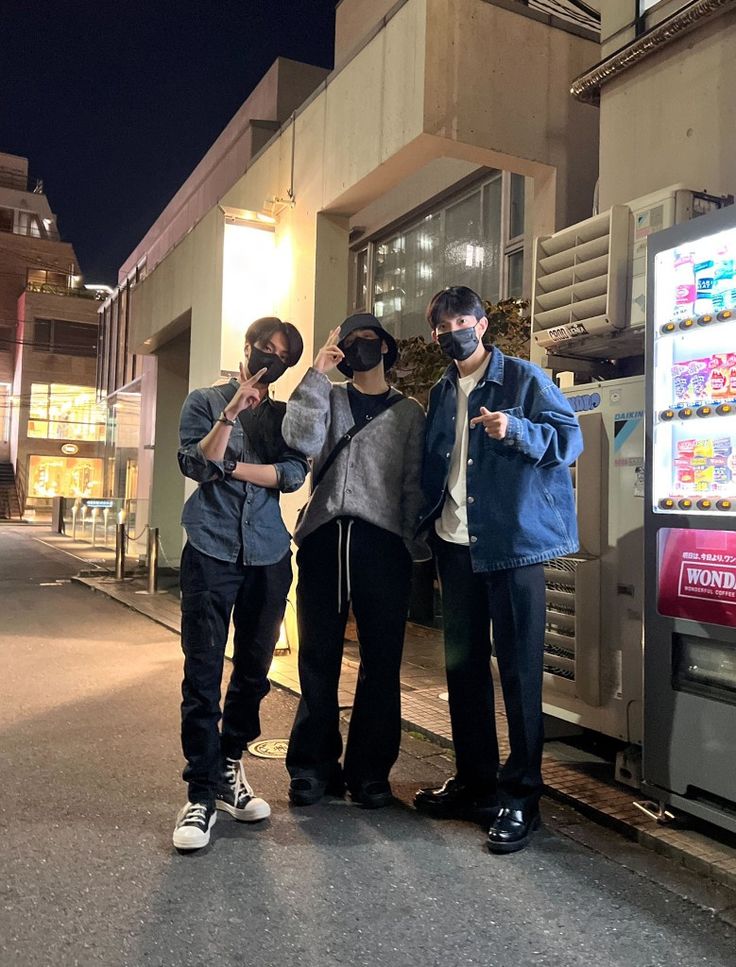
top-left (179, 802), bottom-right (209, 828)
top-left (225, 758), bottom-right (255, 808)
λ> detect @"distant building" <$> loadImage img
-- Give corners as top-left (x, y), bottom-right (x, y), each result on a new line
top-left (0, 151), bottom-right (105, 518)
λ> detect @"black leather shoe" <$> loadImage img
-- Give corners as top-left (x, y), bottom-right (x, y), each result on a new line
top-left (487, 806), bottom-right (540, 854)
top-left (414, 776), bottom-right (499, 818)
top-left (349, 780), bottom-right (394, 809)
top-left (289, 771), bottom-right (345, 806)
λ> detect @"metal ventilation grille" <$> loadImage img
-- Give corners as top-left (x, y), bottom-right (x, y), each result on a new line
top-left (532, 206), bottom-right (630, 352)
top-left (528, 0), bottom-right (600, 33)
top-left (544, 558), bottom-right (577, 680)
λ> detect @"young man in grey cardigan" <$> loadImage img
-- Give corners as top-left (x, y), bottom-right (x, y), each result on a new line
top-left (282, 312), bottom-right (425, 808)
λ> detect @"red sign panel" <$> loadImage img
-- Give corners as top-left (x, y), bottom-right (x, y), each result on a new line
top-left (658, 528), bottom-right (736, 627)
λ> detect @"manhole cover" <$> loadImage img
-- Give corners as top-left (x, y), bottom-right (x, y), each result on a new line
top-left (247, 738), bottom-right (289, 759)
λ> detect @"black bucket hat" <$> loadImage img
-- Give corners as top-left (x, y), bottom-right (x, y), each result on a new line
top-left (336, 312), bottom-right (398, 378)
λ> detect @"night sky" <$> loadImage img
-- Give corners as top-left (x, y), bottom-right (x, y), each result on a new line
top-left (0, 1), bottom-right (336, 285)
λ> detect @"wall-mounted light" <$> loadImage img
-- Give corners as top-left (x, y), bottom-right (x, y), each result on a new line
top-left (219, 205), bottom-right (277, 227)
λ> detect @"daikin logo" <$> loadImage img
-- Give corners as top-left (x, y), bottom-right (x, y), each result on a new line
top-left (568, 392), bottom-right (601, 413)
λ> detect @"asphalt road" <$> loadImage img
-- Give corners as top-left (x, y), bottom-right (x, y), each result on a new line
top-left (1, 524), bottom-right (735, 967)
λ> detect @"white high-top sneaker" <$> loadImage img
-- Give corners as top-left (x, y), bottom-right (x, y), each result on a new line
top-left (216, 758), bottom-right (271, 822)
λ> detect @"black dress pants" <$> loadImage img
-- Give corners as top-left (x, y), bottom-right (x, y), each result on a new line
top-left (286, 518), bottom-right (412, 789)
top-left (179, 541), bottom-right (292, 804)
top-left (434, 536), bottom-right (546, 810)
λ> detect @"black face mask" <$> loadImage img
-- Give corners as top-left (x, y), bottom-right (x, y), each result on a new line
top-left (437, 325), bottom-right (480, 361)
top-left (342, 337), bottom-right (384, 373)
top-left (248, 346), bottom-right (288, 384)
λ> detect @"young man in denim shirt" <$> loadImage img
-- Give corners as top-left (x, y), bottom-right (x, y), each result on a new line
top-left (173, 317), bottom-right (307, 850)
top-left (415, 287), bottom-right (583, 853)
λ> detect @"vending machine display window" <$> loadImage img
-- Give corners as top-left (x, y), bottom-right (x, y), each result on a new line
top-left (651, 226), bottom-right (736, 516)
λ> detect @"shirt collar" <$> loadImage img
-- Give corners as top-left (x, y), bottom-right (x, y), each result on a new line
top-left (440, 346), bottom-right (504, 387)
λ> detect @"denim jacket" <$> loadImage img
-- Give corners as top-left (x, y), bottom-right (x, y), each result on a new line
top-left (178, 380), bottom-right (308, 566)
top-left (419, 348), bottom-right (583, 572)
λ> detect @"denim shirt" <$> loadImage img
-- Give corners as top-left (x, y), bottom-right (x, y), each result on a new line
top-left (178, 380), bottom-right (308, 566)
top-left (419, 348), bottom-right (584, 572)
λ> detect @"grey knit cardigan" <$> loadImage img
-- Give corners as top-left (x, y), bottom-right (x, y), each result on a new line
top-left (281, 367), bottom-right (426, 555)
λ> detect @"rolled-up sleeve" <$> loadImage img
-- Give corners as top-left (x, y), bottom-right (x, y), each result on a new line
top-left (178, 389), bottom-right (224, 483)
top-left (273, 447), bottom-right (308, 494)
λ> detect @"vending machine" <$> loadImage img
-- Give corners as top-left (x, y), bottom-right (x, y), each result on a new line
top-left (644, 205), bottom-right (736, 834)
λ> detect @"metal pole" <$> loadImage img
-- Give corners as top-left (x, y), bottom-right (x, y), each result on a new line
top-left (72, 505), bottom-right (78, 542)
top-left (115, 523), bottom-right (126, 580)
top-left (91, 508), bottom-right (98, 547)
top-left (146, 527), bottom-right (159, 594)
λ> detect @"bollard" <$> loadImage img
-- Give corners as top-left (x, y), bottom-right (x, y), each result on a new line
top-left (146, 527), bottom-right (159, 594)
top-left (90, 508), bottom-right (98, 547)
top-left (71, 505), bottom-right (78, 542)
top-left (115, 523), bottom-right (126, 580)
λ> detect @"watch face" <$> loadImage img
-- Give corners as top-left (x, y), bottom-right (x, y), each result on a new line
top-left (224, 458), bottom-right (237, 474)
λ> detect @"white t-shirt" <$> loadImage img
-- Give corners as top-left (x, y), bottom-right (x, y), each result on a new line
top-left (435, 355), bottom-right (490, 545)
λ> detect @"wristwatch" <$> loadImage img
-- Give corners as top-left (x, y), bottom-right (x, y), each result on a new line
top-left (217, 411), bottom-right (237, 427)
top-left (223, 458), bottom-right (237, 478)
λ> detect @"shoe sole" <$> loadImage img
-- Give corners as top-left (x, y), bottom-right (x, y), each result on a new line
top-left (487, 815), bottom-right (540, 855)
top-left (215, 798), bottom-right (271, 822)
top-left (414, 801), bottom-right (500, 821)
top-left (173, 812), bottom-right (216, 851)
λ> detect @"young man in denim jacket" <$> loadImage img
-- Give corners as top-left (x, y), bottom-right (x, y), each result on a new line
top-left (415, 286), bottom-right (583, 853)
top-left (173, 317), bottom-right (307, 850)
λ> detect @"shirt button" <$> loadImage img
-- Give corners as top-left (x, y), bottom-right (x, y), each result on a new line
top-left (445, 452), bottom-right (451, 458)
top-left (467, 496), bottom-right (474, 504)
top-left (467, 458), bottom-right (473, 466)
top-left (470, 536), bottom-right (478, 543)
top-left (346, 488), bottom-right (352, 494)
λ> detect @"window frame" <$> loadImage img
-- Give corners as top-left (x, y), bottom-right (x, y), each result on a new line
top-left (350, 169), bottom-right (526, 331)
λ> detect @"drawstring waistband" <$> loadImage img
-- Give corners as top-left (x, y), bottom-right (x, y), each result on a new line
top-left (336, 518), bottom-right (354, 612)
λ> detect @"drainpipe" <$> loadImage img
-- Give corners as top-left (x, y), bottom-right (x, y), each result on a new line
top-left (571, 0), bottom-right (736, 104)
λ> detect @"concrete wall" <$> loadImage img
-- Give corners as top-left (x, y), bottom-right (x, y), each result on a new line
top-left (335, 0), bottom-right (400, 64)
top-left (119, 58), bottom-right (329, 284)
top-left (598, 9), bottom-right (736, 209)
top-left (127, 0), bottom-right (601, 538)
top-left (149, 329), bottom-right (190, 562)
top-left (423, 0), bottom-right (600, 230)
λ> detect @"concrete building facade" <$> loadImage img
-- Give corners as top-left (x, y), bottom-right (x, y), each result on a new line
top-left (98, 0), bottom-right (602, 559)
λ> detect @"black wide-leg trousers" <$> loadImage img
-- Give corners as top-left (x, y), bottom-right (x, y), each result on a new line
top-left (286, 518), bottom-right (412, 790)
top-left (434, 536), bottom-right (546, 810)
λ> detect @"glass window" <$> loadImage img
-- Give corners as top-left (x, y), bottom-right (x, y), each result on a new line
top-left (27, 455), bottom-right (104, 499)
top-left (507, 250), bottom-right (524, 299)
top-left (27, 384), bottom-right (106, 442)
top-left (0, 208), bottom-right (13, 233)
top-left (32, 319), bottom-right (97, 357)
top-left (26, 269), bottom-right (68, 295)
top-left (509, 174), bottom-right (525, 240)
top-left (369, 173), bottom-right (515, 340)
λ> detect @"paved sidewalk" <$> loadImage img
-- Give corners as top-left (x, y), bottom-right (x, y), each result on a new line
top-left (48, 529), bottom-right (736, 902)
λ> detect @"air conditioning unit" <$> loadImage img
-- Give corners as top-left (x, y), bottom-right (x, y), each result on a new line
top-left (531, 206), bottom-right (631, 357)
top-left (628, 185), bottom-right (723, 329)
top-left (532, 186), bottom-right (727, 364)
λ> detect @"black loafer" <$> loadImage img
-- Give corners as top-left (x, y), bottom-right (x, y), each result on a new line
top-left (349, 780), bottom-right (394, 809)
top-left (414, 776), bottom-right (499, 819)
top-left (289, 772), bottom-right (345, 806)
top-left (487, 806), bottom-right (540, 854)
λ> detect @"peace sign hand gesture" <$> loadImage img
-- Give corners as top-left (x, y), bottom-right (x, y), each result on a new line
top-left (314, 326), bottom-right (344, 375)
top-left (225, 363), bottom-right (268, 417)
